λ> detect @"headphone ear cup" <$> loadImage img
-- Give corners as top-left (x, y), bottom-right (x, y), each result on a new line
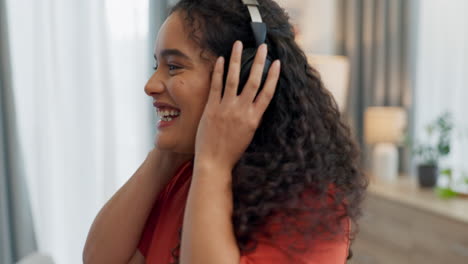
top-left (238, 48), bottom-right (255, 94)
top-left (239, 48), bottom-right (273, 98)
top-left (222, 48), bottom-right (273, 98)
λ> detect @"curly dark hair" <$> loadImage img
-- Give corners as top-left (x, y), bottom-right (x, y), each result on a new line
top-left (166, 0), bottom-right (368, 263)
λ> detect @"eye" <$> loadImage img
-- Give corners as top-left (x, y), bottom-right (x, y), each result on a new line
top-left (168, 64), bottom-right (182, 71)
top-left (152, 62), bottom-right (182, 73)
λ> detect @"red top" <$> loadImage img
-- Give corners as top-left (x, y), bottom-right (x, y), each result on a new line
top-left (138, 159), bottom-right (350, 263)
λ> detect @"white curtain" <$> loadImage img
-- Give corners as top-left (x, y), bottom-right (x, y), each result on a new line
top-left (6, 0), bottom-right (154, 263)
top-left (414, 0), bottom-right (468, 193)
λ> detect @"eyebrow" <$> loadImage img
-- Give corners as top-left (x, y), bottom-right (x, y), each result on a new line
top-left (154, 49), bottom-right (192, 63)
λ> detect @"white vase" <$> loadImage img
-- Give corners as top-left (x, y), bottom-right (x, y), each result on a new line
top-left (372, 143), bottom-right (398, 182)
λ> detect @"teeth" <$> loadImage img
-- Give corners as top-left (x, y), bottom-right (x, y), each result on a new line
top-left (157, 108), bottom-right (180, 118)
top-left (157, 108), bottom-right (180, 122)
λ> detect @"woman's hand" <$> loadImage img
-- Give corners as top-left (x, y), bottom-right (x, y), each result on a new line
top-left (194, 40), bottom-right (281, 170)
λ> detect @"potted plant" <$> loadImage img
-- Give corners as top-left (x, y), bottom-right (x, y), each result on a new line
top-left (405, 111), bottom-right (453, 188)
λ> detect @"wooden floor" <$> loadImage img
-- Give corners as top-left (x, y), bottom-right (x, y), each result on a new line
top-left (346, 193), bottom-right (468, 264)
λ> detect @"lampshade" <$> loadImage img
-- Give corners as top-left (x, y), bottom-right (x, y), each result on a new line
top-left (364, 107), bottom-right (407, 144)
top-left (307, 55), bottom-right (349, 113)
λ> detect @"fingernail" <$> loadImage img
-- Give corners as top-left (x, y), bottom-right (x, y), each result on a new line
top-left (235, 40), bottom-right (242, 52)
top-left (261, 44), bottom-right (268, 56)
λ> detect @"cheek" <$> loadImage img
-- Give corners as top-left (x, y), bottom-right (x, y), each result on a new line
top-left (168, 77), bottom-right (184, 90)
top-left (171, 74), bottom-right (211, 106)
top-left (177, 78), bottom-right (185, 87)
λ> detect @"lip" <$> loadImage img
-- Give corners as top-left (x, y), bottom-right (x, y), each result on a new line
top-left (153, 101), bottom-right (180, 110)
top-left (157, 116), bottom-right (178, 129)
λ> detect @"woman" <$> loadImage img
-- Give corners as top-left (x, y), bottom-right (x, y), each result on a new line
top-left (83, 0), bottom-right (367, 263)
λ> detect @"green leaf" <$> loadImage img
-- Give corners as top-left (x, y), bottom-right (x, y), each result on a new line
top-left (440, 168), bottom-right (452, 176)
top-left (435, 187), bottom-right (458, 199)
top-left (438, 144), bottom-right (450, 156)
top-left (426, 124), bottom-right (434, 136)
top-left (462, 172), bottom-right (468, 184)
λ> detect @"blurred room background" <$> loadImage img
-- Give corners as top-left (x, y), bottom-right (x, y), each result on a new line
top-left (1, 0), bottom-right (467, 263)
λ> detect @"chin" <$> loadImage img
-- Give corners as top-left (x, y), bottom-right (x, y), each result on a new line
top-left (154, 138), bottom-right (194, 155)
top-left (154, 139), bottom-right (175, 151)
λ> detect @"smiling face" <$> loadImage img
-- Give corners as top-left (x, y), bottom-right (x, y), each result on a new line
top-left (145, 11), bottom-right (216, 154)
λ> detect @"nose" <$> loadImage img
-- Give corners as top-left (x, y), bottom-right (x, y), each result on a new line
top-left (144, 71), bottom-right (165, 96)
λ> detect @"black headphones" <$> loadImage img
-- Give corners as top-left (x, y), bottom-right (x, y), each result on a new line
top-left (223, 0), bottom-right (273, 98)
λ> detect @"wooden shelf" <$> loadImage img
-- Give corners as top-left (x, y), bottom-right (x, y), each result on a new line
top-left (367, 174), bottom-right (468, 225)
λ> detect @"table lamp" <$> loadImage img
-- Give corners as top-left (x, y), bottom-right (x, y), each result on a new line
top-left (364, 107), bottom-right (407, 181)
top-left (307, 55), bottom-right (349, 113)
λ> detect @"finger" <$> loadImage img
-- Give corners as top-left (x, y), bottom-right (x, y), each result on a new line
top-left (208, 56), bottom-right (225, 105)
top-left (254, 60), bottom-right (281, 114)
top-left (224, 40), bottom-right (243, 99)
top-left (240, 44), bottom-right (268, 103)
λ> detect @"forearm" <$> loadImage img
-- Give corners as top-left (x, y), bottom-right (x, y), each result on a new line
top-left (180, 160), bottom-right (240, 264)
top-left (83, 149), bottom-right (171, 263)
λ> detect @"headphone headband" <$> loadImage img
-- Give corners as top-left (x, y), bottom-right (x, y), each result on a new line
top-left (241, 0), bottom-right (267, 47)
top-left (242, 0), bottom-right (263, 23)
